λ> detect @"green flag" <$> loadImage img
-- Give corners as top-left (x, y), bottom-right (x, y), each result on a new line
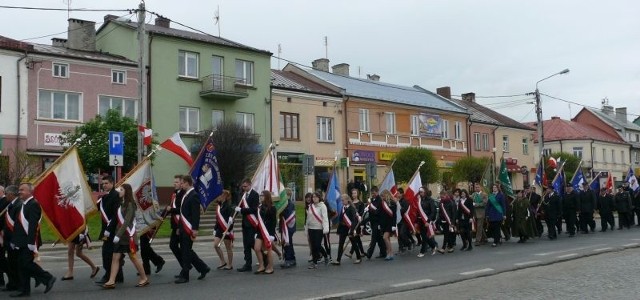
top-left (480, 161), bottom-right (494, 193)
top-left (499, 159), bottom-right (514, 198)
top-left (274, 171), bottom-right (288, 217)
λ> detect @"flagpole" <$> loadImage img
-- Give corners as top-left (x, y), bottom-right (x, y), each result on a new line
top-left (188, 131), bottom-right (214, 175)
top-left (588, 171), bottom-right (602, 186)
top-left (568, 160), bottom-right (583, 184)
top-left (31, 134), bottom-right (87, 187)
top-left (550, 161), bottom-right (566, 185)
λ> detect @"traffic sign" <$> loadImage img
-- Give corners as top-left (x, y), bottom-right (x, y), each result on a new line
top-left (109, 131), bottom-right (124, 167)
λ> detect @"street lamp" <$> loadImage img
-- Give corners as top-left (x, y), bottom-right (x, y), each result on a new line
top-left (535, 68), bottom-right (570, 160)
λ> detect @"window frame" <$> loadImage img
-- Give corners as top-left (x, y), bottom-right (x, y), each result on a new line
top-left (52, 62), bottom-right (69, 78)
top-left (111, 69), bottom-right (126, 84)
top-left (359, 109), bottom-right (370, 132)
top-left (235, 59), bottom-right (254, 86)
top-left (211, 109), bottom-right (224, 130)
top-left (572, 146), bottom-right (583, 159)
top-left (474, 132), bottom-right (481, 151)
top-left (385, 112), bottom-right (396, 134)
top-left (522, 138), bottom-right (529, 155)
top-left (98, 95), bottom-right (138, 120)
top-left (37, 89), bottom-right (82, 121)
top-left (502, 135), bottom-right (510, 152)
top-left (178, 50), bottom-right (199, 79)
top-left (410, 115), bottom-right (420, 136)
top-left (236, 112), bottom-right (255, 133)
top-left (317, 116), bottom-right (334, 142)
top-left (279, 112), bottom-right (300, 141)
top-left (482, 133), bottom-right (490, 151)
top-left (179, 106), bottom-right (200, 133)
top-left (442, 120), bottom-right (449, 139)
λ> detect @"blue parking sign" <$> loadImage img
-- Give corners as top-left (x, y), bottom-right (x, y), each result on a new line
top-left (109, 131), bottom-right (124, 166)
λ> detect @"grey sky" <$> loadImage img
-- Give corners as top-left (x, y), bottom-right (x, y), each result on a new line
top-left (3, 0), bottom-right (639, 123)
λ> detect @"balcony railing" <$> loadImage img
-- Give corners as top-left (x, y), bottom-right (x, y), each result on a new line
top-left (200, 74), bottom-right (249, 100)
top-left (347, 130), bottom-right (466, 152)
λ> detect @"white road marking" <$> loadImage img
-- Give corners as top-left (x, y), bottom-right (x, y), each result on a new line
top-left (304, 290), bottom-right (365, 300)
top-left (593, 247), bottom-right (613, 252)
top-left (623, 243), bottom-right (638, 247)
top-left (557, 253), bottom-right (577, 259)
top-left (534, 244), bottom-right (606, 256)
top-left (514, 260), bottom-right (541, 266)
top-left (390, 279), bottom-right (434, 287)
top-left (460, 268), bottom-right (493, 275)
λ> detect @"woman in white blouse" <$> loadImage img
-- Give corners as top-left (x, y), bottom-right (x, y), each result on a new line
top-left (305, 192), bottom-right (329, 269)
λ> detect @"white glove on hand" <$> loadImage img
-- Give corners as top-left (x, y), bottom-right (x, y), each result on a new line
top-left (27, 244), bottom-right (36, 252)
top-left (104, 231), bottom-right (111, 238)
top-left (235, 206), bottom-right (242, 212)
top-left (323, 229), bottom-right (329, 235)
top-left (113, 236), bottom-right (120, 244)
top-left (269, 235), bottom-right (275, 242)
top-left (79, 234), bottom-right (85, 241)
top-left (392, 226), bottom-right (397, 232)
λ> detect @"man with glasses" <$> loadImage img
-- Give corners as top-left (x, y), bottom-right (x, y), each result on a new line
top-left (236, 178), bottom-right (259, 272)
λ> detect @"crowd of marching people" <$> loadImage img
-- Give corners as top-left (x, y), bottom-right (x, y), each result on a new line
top-left (1, 172), bottom-right (639, 296)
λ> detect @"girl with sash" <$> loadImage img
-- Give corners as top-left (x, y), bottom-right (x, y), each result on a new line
top-left (456, 189), bottom-right (474, 251)
top-left (417, 188), bottom-right (439, 257)
top-left (306, 192), bottom-right (329, 269)
top-left (213, 190), bottom-right (234, 270)
top-left (319, 196), bottom-right (332, 264)
top-left (487, 184), bottom-right (507, 247)
top-left (379, 190), bottom-right (396, 261)
top-left (438, 190), bottom-right (457, 253)
top-left (333, 194), bottom-right (361, 264)
top-left (254, 191), bottom-right (277, 274)
top-left (347, 188), bottom-right (366, 258)
top-left (102, 184), bottom-right (148, 289)
top-left (62, 225), bottom-right (99, 280)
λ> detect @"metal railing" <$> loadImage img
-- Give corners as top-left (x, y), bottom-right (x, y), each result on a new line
top-left (201, 74), bottom-right (248, 95)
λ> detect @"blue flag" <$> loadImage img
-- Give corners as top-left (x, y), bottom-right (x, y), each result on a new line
top-left (627, 167), bottom-right (639, 191)
top-left (571, 168), bottom-right (585, 191)
top-left (190, 136), bottom-right (223, 209)
top-left (552, 170), bottom-right (565, 196)
top-left (590, 172), bottom-right (601, 192)
top-left (325, 167), bottom-right (342, 221)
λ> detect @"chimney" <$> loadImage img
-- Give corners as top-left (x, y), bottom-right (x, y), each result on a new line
top-left (332, 63), bottom-right (350, 76)
top-left (311, 58), bottom-right (329, 72)
top-left (602, 104), bottom-right (614, 115)
top-left (51, 38), bottom-right (67, 48)
top-left (155, 16), bottom-right (171, 28)
top-left (67, 18), bottom-right (96, 51)
top-left (615, 107), bottom-right (628, 122)
top-left (436, 86), bottom-right (452, 100)
top-left (104, 14), bottom-right (119, 23)
top-left (367, 74), bottom-right (380, 81)
top-left (462, 92), bottom-right (476, 103)
top-left (551, 116), bottom-right (560, 120)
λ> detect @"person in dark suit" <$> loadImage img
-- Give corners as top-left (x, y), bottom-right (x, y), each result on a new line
top-left (95, 175), bottom-right (123, 284)
top-left (175, 175), bottom-right (210, 284)
top-left (541, 186), bottom-right (561, 240)
top-left (236, 178), bottom-right (259, 272)
top-left (11, 183), bottom-right (56, 297)
top-left (597, 187), bottom-right (616, 231)
top-left (365, 186), bottom-right (387, 259)
top-left (578, 181), bottom-right (597, 233)
top-left (164, 175), bottom-right (184, 273)
top-left (2, 185), bottom-right (21, 292)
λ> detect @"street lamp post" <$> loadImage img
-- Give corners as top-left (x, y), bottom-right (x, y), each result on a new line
top-left (535, 68), bottom-right (570, 160)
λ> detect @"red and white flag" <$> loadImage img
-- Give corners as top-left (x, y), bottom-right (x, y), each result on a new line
top-left (379, 168), bottom-right (398, 198)
top-left (606, 171), bottom-right (614, 191)
top-left (33, 147), bottom-right (97, 243)
top-left (138, 125), bottom-right (152, 146)
top-left (117, 157), bottom-right (162, 236)
top-left (160, 132), bottom-right (193, 166)
top-left (403, 165), bottom-right (423, 228)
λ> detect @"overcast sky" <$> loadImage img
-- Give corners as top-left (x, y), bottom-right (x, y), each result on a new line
top-left (2, 0), bottom-right (639, 123)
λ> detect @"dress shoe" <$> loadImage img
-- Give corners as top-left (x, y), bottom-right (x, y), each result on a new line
top-left (61, 276), bottom-right (74, 281)
top-left (197, 268), bottom-right (211, 280)
top-left (44, 277), bottom-right (56, 294)
top-left (3, 286), bottom-right (18, 292)
top-left (95, 277), bottom-right (108, 285)
top-left (155, 261), bottom-right (165, 273)
top-left (9, 292), bottom-right (30, 297)
top-left (237, 265), bottom-right (252, 272)
top-left (174, 277), bottom-right (189, 284)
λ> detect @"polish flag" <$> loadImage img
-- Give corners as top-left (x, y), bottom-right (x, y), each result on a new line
top-left (379, 168), bottom-right (398, 198)
top-left (403, 166), bottom-right (423, 226)
top-left (33, 147), bottom-right (97, 242)
top-left (606, 171), bottom-right (614, 191)
top-left (160, 132), bottom-right (193, 166)
top-left (138, 125), bottom-right (152, 146)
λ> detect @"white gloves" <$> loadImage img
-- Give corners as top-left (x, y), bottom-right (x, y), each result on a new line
top-left (28, 244), bottom-right (36, 251)
top-left (79, 234), bottom-right (85, 241)
top-left (113, 236), bottom-right (120, 244)
top-left (323, 229), bottom-right (329, 235)
top-left (228, 217), bottom-right (234, 225)
top-left (235, 207), bottom-right (242, 212)
top-left (392, 226), bottom-right (397, 232)
top-left (269, 235), bottom-right (275, 242)
top-left (104, 231), bottom-right (111, 238)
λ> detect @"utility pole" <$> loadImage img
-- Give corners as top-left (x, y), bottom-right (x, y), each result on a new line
top-left (535, 87), bottom-right (544, 160)
top-left (137, 1), bottom-right (147, 161)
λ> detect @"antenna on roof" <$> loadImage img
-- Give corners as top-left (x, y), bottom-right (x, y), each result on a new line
top-left (63, 0), bottom-right (71, 20)
top-left (324, 36), bottom-right (328, 59)
top-left (277, 44), bottom-right (282, 69)
top-left (213, 5), bottom-right (221, 37)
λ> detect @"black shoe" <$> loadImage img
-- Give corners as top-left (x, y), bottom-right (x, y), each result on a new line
top-left (174, 277), bottom-right (189, 284)
top-left (197, 268), bottom-right (211, 280)
top-left (237, 265), bottom-right (252, 272)
top-left (115, 278), bottom-right (124, 284)
top-left (95, 278), bottom-right (108, 285)
top-left (375, 255), bottom-right (386, 259)
top-left (174, 274), bottom-right (181, 279)
top-left (155, 261), bottom-right (165, 273)
top-left (3, 286), bottom-right (18, 292)
top-left (9, 292), bottom-right (29, 298)
top-left (44, 277), bottom-right (56, 294)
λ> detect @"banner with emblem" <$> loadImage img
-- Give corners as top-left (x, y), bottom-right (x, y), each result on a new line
top-left (117, 157), bottom-right (162, 236)
top-left (190, 133), bottom-right (223, 210)
top-left (33, 146), bottom-right (97, 243)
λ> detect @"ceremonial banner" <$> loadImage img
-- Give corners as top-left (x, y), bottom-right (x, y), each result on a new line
top-left (190, 134), bottom-right (223, 209)
top-left (117, 158), bottom-right (162, 236)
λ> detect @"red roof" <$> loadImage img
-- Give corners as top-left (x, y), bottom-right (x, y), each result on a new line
top-left (527, 116), bottom-right (626, 144)
top-left (0, 35), bottom-right (34, 51)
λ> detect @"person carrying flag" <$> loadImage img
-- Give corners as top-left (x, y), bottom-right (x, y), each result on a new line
top-left (95, 175), bottom-right (123, 285)
top-left (597, 187), bottom-right (615, 232)
top-left (578, 181), bottom-right (597, 234)
top-left (213, 190), bottom-right (234, 271)
top-left (333, 194), bottom-right (357, 265)
top-left (562, 184), bottom-right (578, 237)
top-left (416, 188), bottom-right (439, 257)
top-left (165, 175), bottom-right (185, 272)
top-left (541, 186), bottom-right (561, 240)
top-left (253, 191), bottom-right (277, 275)
top-left (365, 186), bottom-right (386, 259)
top-left (279, 189), bottom-right (297, 269)
top-left (236, 178), bottom-right (260, 272)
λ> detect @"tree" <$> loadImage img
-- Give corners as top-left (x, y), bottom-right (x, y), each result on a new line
top-left (195, 121), bottom-right (261, 193)
top-left (451, 156), bottom-right (491, 184)
top-left (0, 149), bottom-right (40, 185)
top-left (545, 152), bottom-right (581, 182)
top-left (393, 147), bottom-right (439, 184)
top-left (63, 110), bottom-right (140, 173)
top-left (280, 163), bottom-right (304, 201)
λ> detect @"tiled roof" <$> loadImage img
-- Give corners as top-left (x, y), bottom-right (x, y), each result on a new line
top-left (302, 67), bottom-right (467, 114)
top-left (271, 70), bottom-right (341, 96)
top-left (587, 108), bottom-right (640, 132)
top-left (526, 117), bottom-right (627, 144)
top-left (31, 43), bottom-right (135, 65)
top-left (451, 98), bottom-right (534, 131)
top-left (106, 19), bottom-right (271, 55)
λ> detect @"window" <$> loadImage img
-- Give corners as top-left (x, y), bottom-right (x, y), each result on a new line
top-left (410, 115), bottom-right (420, 136)
top-left (179, 107), bottom-right (200, 133)
top-left (611, 149), bottom-right (615, 163)
top-left (38, 90), bottom-right (80, 121)
top-left (236, 112), bottom-right (254, 133)
top-left (603, 149), bottom-right (607, 162)
top-left (317, 117), bottom-right (334, 142)
top-left (635, 151), bottom-right (639, 163)
top-left (636, 133), bottom-right (640, 142)
top-left (573, 147), bottom-right (583, 159)
top-left (621, 151), bottom-right (625, 164)
top-left (442, 120), bottom-right (449, 139)
top-left (543, 148), bottom-right (552, 157)
top-left (279, 112), bottom-right (299, 140)
top-left (454, 121), bottom-right (462, 140)
top-left (178, 51), bottom-right (199, 78)
top-left (502, 136), bottom-right (509, 152)
top-left (592, 147), bottom-right (596, 161)
top-left (211, 56), bottom-right (224, 89)
top-left (385, 112), bottom-right (396, 134)
top-left (522, 138), bottom-right (529, 155)
top-left (112, 70), bottom-right (126, 84)
top-left (211, 110), bottom-right (224, 129)
top-left (99, 96), bottom-right (137, 119)
top-left (474, 133), bottom-right (481, 151)
top-left (482, 133), bottom-right (489, 151)
top-left (359, 109), bottom-right (370, 132)
top-left (235, 59), bottom-right (254, 85)
top-left (53, 63), bottom-right (69, 78)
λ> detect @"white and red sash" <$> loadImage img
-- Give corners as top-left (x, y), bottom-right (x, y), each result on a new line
top-left (284, 212), bottom-right (295, 229)
top-left (459, 199), bottom-right (472, 217)
top-left (170, 192), bottom-right (180, 225)
top-left (239, 191), bottom-right (259, 229)
top-left (402, 206), bottom-right (416, 233)
top-left (180, 188), bottom-right (196, 238)
top-left (381, 201), bottom-right (393, 217)
top-left (257, 207), bottom-right (272, 249)
top-left (280, 217), bottom-right (289, 246)
top-left (5, 202), bottom-right (16, 233)
top-left (216, 205), bottom-right (234, 241)
top-left (417, 198), bottom-right (434, 237)
top-left (440, 201), bottom-right (455, 232)
top-left (341, 207), bottom-right (352, 228)
top-left (309, 204), bottom-right (323, 224)
top-left (117, 206), bottom-right (137, 254)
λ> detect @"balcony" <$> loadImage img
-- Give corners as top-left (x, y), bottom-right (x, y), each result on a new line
top-left (200, 74), bottom-right (249, 100)
top-left (347, 130), bottom-right (466, 152)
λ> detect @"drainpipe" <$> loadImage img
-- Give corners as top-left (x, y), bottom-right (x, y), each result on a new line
top-left (147, 33), bottom-right (153, 124)
top-left (343, 95), bottom-right (350, 189)
top-left (466, 118), bottom-right (472, 157)
top-left (16, 51), bottom-right (28, 150)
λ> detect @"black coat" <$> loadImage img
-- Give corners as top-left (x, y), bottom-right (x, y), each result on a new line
top-left (180, 188), bottom-right (201, 232)
top-left (439, 198), bottom-right (456, 225)
top-left (615, 191), bottom-right (633, 213)
top-left (214, 201), bottom-right (235, 232)
top-left (2, 198), bottom-right (21, 246)
top-left (418, 196), bottom-right (437, 223)
top-left (368, 195), bottom-right (383, 224)
top-left (99, 189), bottom-right (120, 239)
top-left (457, 198), bottom-right (475, 222)
top-left (12, 197), bottom-right (41, 248)
top-left (562, 190), bottom-right (578, 212)
top-left (597, 193), bottom-right (615, 214)
top-left (169, 189), bottom-right (185, 230)
top-left (0, 196), bottom-right (7, 232)
top-left (542, 192), bottom-right (561, 220)
top-left (259, 205), bottom-right (277, 236)
top-left (337, 205), bottom-right (358, 236)
top-left (578, 189), bottom-right (597, 213)
top-left (240, 189), bottom-right (259, 229)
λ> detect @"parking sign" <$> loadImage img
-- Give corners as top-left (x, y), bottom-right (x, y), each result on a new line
top-left (109, 131), bottom-right (124, 166)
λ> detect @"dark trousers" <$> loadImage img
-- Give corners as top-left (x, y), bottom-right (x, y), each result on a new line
top-left (308, 229), bottom-right (324, 264)
top-left (441, 223), bottom-right (456, 249)
top-left (618, 212), bottom-right (632, 229)
top-left (555, 216), bottom-right (563, 233)
top-left (140, 235), bottom-right (164, 275)
top-left (178, 233), bottom-right (209, 280)
top-left (534, 217), bottom-right (544, 237)
top-left (349, 235), bottom-right (363, 259)
top-left (17, 248), bottom-right (53, 295)
top-left (418, 222), bottom-right (438, 254)
top-left (323, 234), bottom-right (332, 259)
top-left (366, 222), bottom-right (386, 258)
top-left (4, 248), bottom-right (19, 289)
top-left (459, 222), bottom-right (473, 249)
top-left (397, 222), bottom-right (411, 250)
top-left (101, 240), bottom-right (123, 281)
top-left (169, 228), bottom-right (183, 268)
top-left (632, 208), bottom-right (640, 225)
top-left (600, 212), bottom-right (615, 231)
top-left (283, 230), bottom-right (296, 263)
top-left (242, 226), bottom-right (256, 267)
top-left (336, 233), bottom-right (348, 262)
top-left (546, 218), bottom-right (557, 239)
top-left (0, 245), bottom-right (5, 284)
top-left (563, 211), bottom-right (576, 235)
top-left (489, 221), bottom-right (502, 244)
top-left (579, 212), bottom-right (595, 233)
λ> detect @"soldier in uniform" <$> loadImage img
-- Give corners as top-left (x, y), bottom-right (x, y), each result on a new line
top-left (541, 186), bottom-right (561, 240)
top-left (615, 185), bottom-right (633, 229)
top-left (511, 190), bottom-right (535, 243)
top-left (524, 185), bottom-right (543, 237)
top-left (597, 187), bottom-right (615, 231)
top-left (471, 183), bottom-right (488, 246)
top-left (562, 184), bottom-right (578, 237)
top-left (578, 181), bottom-right (597, 233)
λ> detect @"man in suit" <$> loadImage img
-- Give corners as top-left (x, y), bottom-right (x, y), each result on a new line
top-left (366, 186), bottom-right (387, 259)
top-left (95, 175), bottom-right (123, 284)
top-left (236, 178), bottom-right (259, 272)
top-left (175, 175), bottom-right (210, 284)
top-left (11, 183), bottom-right (55, 297)
top-left (1, 185), bottom-right (21, 292)
top-left (165, 175), bottom-right (184, 272)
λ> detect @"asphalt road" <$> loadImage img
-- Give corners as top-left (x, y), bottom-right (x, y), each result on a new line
top-left (13, 226), bottom-right (640, 299)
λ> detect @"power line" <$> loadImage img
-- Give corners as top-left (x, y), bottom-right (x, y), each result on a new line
top-left (540, 93), bottom-right (640, 118)
top-left (0, 5), bottom-right (132, 12)
top-left (453, 93), bottom-right (530, 99)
